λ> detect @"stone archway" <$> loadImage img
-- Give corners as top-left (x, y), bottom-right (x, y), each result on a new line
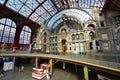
top-left (61, 39), bottom-right (67, 53)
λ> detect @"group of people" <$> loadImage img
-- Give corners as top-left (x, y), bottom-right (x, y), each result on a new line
top-left (15, 58), bottom-right (25, 72)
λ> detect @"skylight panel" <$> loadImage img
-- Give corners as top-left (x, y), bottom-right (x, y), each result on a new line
top-left (6, 0), bottom-right (23, 12)
top-left (25, 0), bottom-right (38, 10)
top-left (48, 7), bottom-right (57, 15)
top-left (30, 13), bottom-right (39, 21)
top-left (37, 17), bottom-right (45, 24)
top-left (43, 0), bottom-right (52, 9)
top-left (19, 5), bottom-right (32, 17)
top-left (36, 7), bottom-right (45, 15)
top-left (42, 13), bottom-right (51, 20)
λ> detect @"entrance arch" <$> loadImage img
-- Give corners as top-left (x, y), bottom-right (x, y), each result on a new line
top-left (61, 39), bottom-right (67, 53)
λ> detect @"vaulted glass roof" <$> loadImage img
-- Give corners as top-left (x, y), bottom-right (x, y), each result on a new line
top-left (47, 9), bottom-right (94, 30)
top-left (0, 0), bottom-right (106, 26)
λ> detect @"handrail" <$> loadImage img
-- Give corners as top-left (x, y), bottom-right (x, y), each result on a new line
top-left (0, 51), bottom-right (120, 74)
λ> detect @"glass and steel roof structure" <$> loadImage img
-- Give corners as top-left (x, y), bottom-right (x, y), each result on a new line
top-left (0, 0), bottom-right (106, 29)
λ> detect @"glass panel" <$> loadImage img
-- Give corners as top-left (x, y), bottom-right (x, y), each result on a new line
top-left (19, 5), bottom-right (32, 17)
top-left (3, 31), bottom-right (9, 37)
top-left (30, 13), bottom-right (39, 21)
top-left (36, 7), bottom-right (45, 15)
top-left (0, 25), bottom-right (4, 30)
top-left (2, 37), bottom-right (8, 42)
top-left (6, 0), bottom-right (23, 12)
top-left (5, 26), bottom-right (10, 32)
top-left (11, 22), bottom-right (16, 28)
top-left (9, 38), bottom-right (14, 43)
top-left (43, 0), bottom-right (52, 9)
top-left (19, 40), bottom-right (23, 44)
top-left (25, 0), bottom-right (38, 10)
top-left (42, 13), bottom-right (50, 20)
top-left (10, 33), bottom-right (15, 38)
top-left (0, 18), bottom-right (6, 24)
top-left (0, 30), bottom-right (3, 36)
top-left (6, 19), bottom-right (12, 26)
top-left (48, 7), bottom-right (57, 15)
top-left (10, 28), bottom-right (16, 33)
top-left (37, 17), bottom-right (44, 24)
top-left (28, 28), bottom-right (31, 32)
top-left (0, 37), bottom-right (1, 41)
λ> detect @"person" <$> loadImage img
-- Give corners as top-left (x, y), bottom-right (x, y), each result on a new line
top-left (46, 72), bottom-right (50, 80)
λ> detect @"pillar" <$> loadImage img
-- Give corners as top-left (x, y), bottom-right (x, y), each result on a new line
top-left (83, 66), bottom-right (89, 80)
top-left (49, 59), bottom-right (52, 73)
top-left (63, 62), bottom-right (65, 70)
top-left (75, 64), bottom-right (77, 72)
top-left (35, 57), bottom-right (38, 68)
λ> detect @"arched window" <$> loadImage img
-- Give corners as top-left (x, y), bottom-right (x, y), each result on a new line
top-left (76, 34), bottom-right (79, 40)
top-left (72, 34), bottom-right (75, 40)
top-left (79, 33), bottom-right (84, 40)
top-left (19, 26), bottom-right (31, 44)
top-left (87, 24), bottom-right (95, 30)
top-left (44, 32), bottom-right (47, 36)
top-left (44, 38), bottom-right (46, 43)
top-left (0, 18), bottom-right (16, 43)
top-left (89, 31), bottom-right (95, 40)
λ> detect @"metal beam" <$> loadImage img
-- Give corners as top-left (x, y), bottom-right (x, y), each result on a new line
top-left (27, 0), bottom-right (46, 18)
top-left (3, 0), bottom-right (9, 6)
top-left (51, 0), bottom-right (60, 11)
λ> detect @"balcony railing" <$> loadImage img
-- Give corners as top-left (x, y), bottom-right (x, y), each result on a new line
top-left (0, 49), bottom-right (120, 72)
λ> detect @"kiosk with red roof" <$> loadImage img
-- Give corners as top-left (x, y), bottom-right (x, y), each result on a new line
top-left (32, 58), bottom-right (49, 79)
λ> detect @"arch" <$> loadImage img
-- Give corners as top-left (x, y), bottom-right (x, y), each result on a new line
top-left (47, 9), bottom-right (94, 30)
top-left (61, 28), bottom-right (67, 33)
top-left (79, 33), bottom-right (84, 40)
top-left (72, 34), bottom-right (75, 40)
top-left (44, 32), bottom-right (47, 36)
top-left (19, 26), bottom-right (31, 44)
top-left (87, 24), bottom-right (95, 30)
top-left (89, 31), bottom-right (95, 40)
top-left (0, 18), bottom-right (16, 44)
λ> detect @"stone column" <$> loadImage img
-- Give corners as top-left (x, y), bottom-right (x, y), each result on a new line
top-left (49, 59), bottom-right (52, 73)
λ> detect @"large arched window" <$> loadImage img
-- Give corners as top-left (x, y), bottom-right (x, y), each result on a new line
top-left (0, 18), bottom-right (16, 43)
top-left (19, 26), bottom-right (31, 44)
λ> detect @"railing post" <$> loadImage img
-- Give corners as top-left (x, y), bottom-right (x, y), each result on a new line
top-left (63, 62), bottom-right (65, 70)
top-left (83, 66), bottom-right (89, 80)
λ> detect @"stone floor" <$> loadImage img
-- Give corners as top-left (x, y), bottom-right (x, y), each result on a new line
top-left (0, 62), bottom-right (84, 80)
